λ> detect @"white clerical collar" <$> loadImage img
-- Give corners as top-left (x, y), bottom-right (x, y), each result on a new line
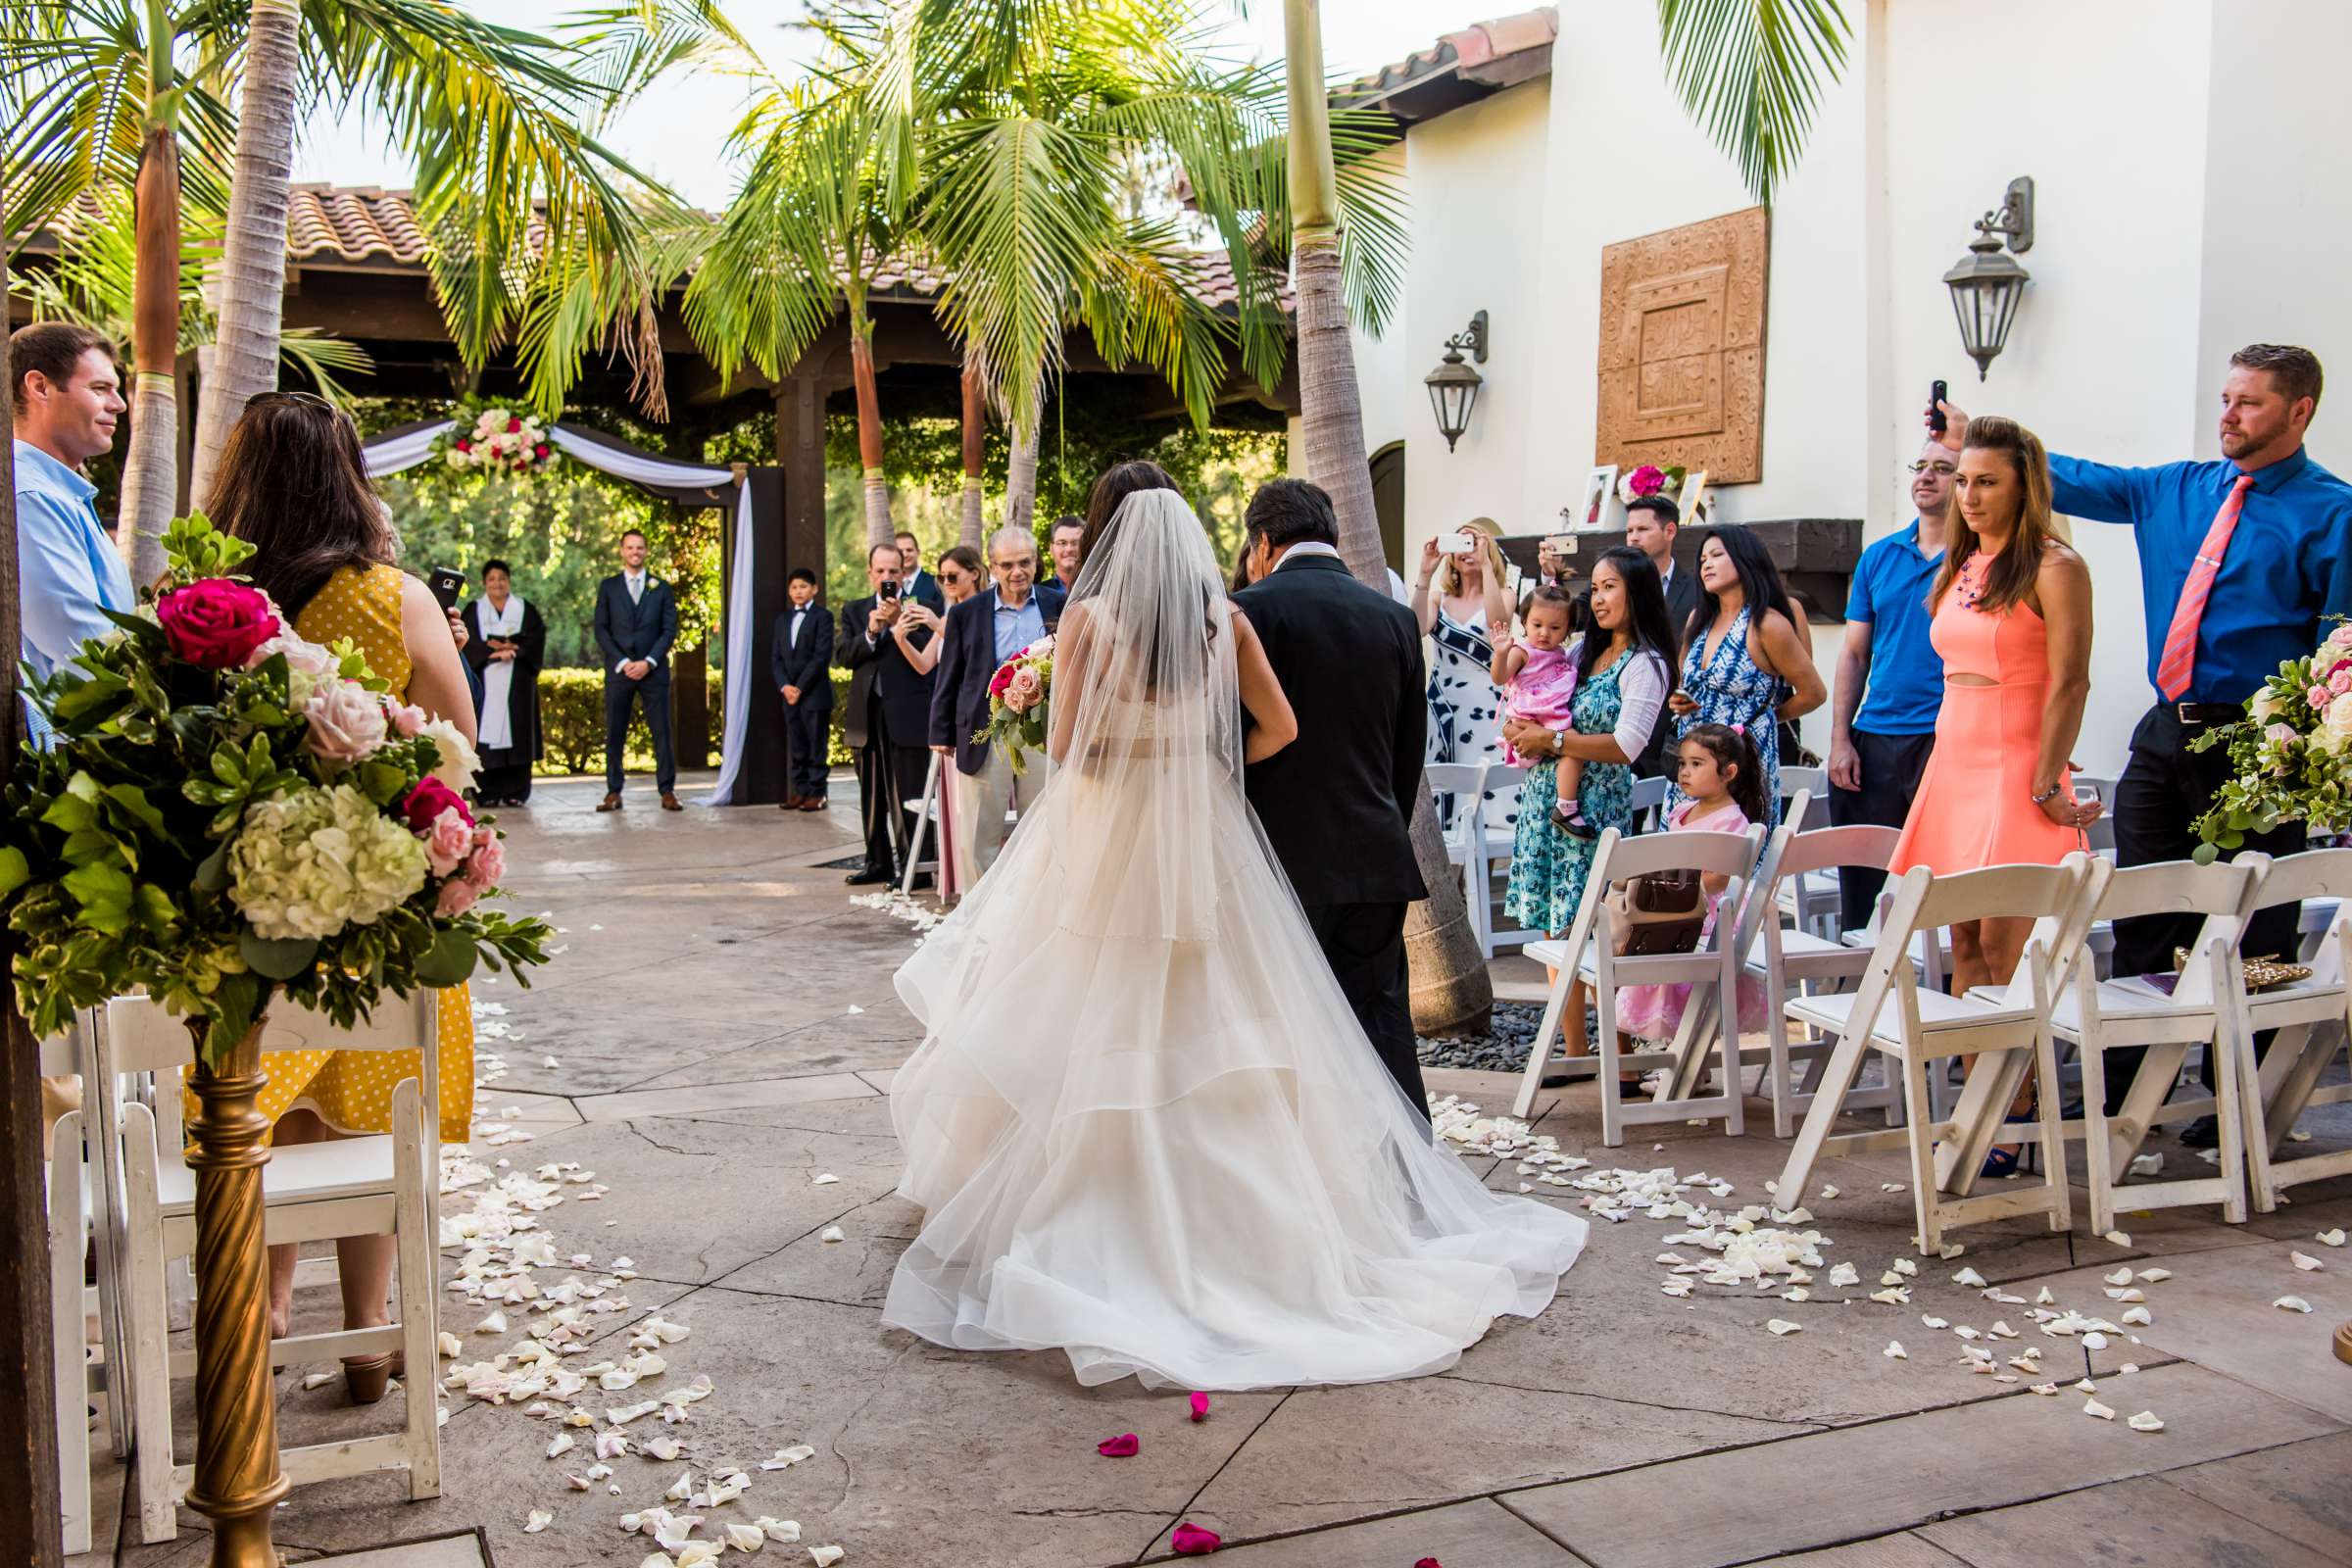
top-left (1271, 541), bottom-right (1344, 571)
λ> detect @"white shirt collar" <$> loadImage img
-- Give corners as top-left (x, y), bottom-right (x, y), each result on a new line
top-left (1271, 540), bottom-right (1344, 571)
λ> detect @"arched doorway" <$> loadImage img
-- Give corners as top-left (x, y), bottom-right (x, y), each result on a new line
top-left (1369, 440), bottom-right (1405, 574)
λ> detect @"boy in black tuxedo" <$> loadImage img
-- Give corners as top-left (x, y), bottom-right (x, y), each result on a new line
top-left (1232, 479), bottom-right (1431, 1119)
top-left (771, 567), bottom-right (835, 810)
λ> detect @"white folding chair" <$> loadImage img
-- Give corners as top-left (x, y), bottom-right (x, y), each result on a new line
top-left (1771, 855), bottom-right (2109, 1255)
top-left (899, 751), bottom-right (943, 897)
top-left (1427, 762), bottom-right (1494, 957)
top-left (1481, 762), bottom-right (1541, 953)
top-left (2042, 858), bottom-right (2264, 1235)
top-left (1509, 821), bottom-right (1767, 1143)
top-left (2227, 849), bottom-right (2352, 1212)
top-left (1628, 772), bottom-right (1671, 833)
top-left (1770, 769), bottom-right (1839, 938)
top-left (1745, 822), bottom-right (1908, 1139)
top-left (42, 1025), bottom-right (95, 1556)
top-left (108, 993), bottom-right (444, 1543)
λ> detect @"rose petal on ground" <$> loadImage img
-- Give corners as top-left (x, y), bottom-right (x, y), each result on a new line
top-left (523, 1509), bottom-right (553, 1533)
top-left (2275, 1296), bottom-right (2314, 1312)
top-left (762, 1445), bottom-right (817, 1470)
top-left (2030, 1383), bottom-right (2060, 1396)
top-left (755, 1519), bottom-right (802, 1543)
top-left (546, 1432), bottom-right (574, 1459)
top-left (2083, 1332), bottom-right (2110, 1350)
top-left (1828, 1262), bottom-right (1861, 1287)
top-left (808, 1550), bottom-right (846, 1568)
top-left (2102, 1230), bottom-right (2132, 1247)
top-left (818, 1226), bottom-right (846, 1244)
top-left (2319, 1229), bottom-right (2345, 1247)
top-left (2104, 1266), bottom-right (2133, 1285)
top-left (2035, 1287), bottom-right (2056, 1304)
top-left (1952, 1266), bottom-right (1987, 1288)
top-left (1098, 1434), bottom-right (1140, 1457)
top-left (2128, 1410), bottom-right (2164, 1432)
top-left (301, 1371), bottom-right (336, 1390)
top-left (2292, 1250), bottom-right (2327, 1271)
top-left (2121, 1306), bottom-right (2152, 1326)
top-left (811, 1173), bottom-right (840, 1186)
top-left (1171, 1523), bottom-right (1221, 1555)
top-left (2083, 1398), bottom-right (2116, 1421)
top-left (1884, 1341), bottom-right (1907, 1359)
top-left (1189, 1392), bottom-right (1210, 1422)
top-left (726, 1523), bottom-right (768, 1552)
top-left (2137, 1267), bottom-right (2172, 1282)
top-left (1767, 1319), bottom-right (1803, 1336)
top-left (1882, 1182), bottom-right (1906, 1193)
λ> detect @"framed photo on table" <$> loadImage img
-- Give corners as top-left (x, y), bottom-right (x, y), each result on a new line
top-left (1578, 465), bottom-right (1619, 529)
top-left (1679, 468), bottom-right (1712, 527)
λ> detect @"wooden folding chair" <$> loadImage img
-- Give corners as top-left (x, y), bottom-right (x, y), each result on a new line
top-left (2227, 849), bottom-right (2352, 1212)
top-left (108, 993), bottom-right (444, 1543)
top-left (1509, 821), bottom-right (1767, 1143)
top-left (1771, 855), bottom-right (2109, 1254)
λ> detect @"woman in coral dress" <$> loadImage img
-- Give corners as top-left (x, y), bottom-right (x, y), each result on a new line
top-left (210, 392), bottom-right (480, 1401)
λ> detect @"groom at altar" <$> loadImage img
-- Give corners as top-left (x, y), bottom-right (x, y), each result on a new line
top-left (929, 526), bottom-right (1064, 873)
top-left (1233, 479), bottom-right (1432, 1120)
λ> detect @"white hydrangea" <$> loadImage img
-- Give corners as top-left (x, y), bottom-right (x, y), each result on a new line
top-left (228, 784), bottom-right (428, 941)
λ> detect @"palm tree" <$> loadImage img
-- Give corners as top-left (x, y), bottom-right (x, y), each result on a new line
top-left (958, 350), bottom-right (987, 548)
top-left (122, 0), bottom-right (185, 584)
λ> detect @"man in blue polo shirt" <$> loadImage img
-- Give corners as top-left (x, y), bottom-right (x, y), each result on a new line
top-left (1943, 344), bottom-right (2352, 1143)
top-left (1828, 438), bottom-right (1951, 931)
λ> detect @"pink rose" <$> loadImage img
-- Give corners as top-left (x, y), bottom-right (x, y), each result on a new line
top-left (385, 700), bottom-right (426, 737)
top-left (463, 827), bottom-right (506, 891)
top-left (2329, 668), bottom-right (2352, 697)
top-left (1004, 664), bottom-right (1044, 712)
top-left (1627, 464), bottom-right (1668, 497)
top-left (988, 663), bottom-right (1015, 698)
top-left (304, 677), bottom-right (389, 763)
top-left (401, 777), bottom-right (472, 837)
top-left (2267, 721), bottom-right (2299, 746)
top-left (158, 578), bottom-right (279, 668)
top-left (420, 806), bottom-right (473, 876)
top-left (2329, 625), bottom-right (2352, 649)
top-left (2311, 685), bottom-right (2332, 710)
top-left (244, 632), bottom-right (332, 676)
top-left (435, 878), bottom-right (480, 917)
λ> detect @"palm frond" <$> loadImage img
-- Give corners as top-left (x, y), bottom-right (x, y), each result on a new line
top-left (1656, 0), bottom-right (1851, 206)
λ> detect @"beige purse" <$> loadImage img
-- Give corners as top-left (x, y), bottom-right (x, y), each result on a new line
top-left (1607, 868), bottom-right (1706, 956)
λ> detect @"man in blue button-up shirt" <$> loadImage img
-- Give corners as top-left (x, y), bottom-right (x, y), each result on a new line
top-left (10, 322), bottom-right (134, 749)
top-left (1946, 344), bottom-right (2352, 1140)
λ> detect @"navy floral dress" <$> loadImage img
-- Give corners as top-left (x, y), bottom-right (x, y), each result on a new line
top-left (1667, 607), bottom-right (1783, 831)
top-left (1425, 605), bottom-right (1520, 832)
top-left (1504, 647), bottom-right (1639, 936)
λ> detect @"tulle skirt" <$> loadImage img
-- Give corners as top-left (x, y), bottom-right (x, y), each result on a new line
top-left (884, 760), bottom-right (1587, 1390)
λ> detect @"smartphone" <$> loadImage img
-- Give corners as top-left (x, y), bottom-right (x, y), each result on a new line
top-left (1542, 533), bottom-right (1577, 555)
top-left (427, 567), bottom-right (466, 612)
top-left (1927, 378), bottom-right (1949, 435)
top-left (879, 578), bottom-right (902, 601)
top-left (1436, 533), bottom-right (1476, 556)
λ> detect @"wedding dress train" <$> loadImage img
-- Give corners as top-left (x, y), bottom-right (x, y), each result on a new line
top-left (882, 492), bottom-right (1585, 1390)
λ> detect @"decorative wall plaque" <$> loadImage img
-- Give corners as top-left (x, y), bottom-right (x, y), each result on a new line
top-left (1596, 205), bottom-right (1768, 484)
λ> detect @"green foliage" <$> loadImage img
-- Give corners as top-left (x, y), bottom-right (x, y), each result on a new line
top-left (3, 514), bottom-right (551, 1064)
top-left (1656, 0), bottom-right (1854, 207)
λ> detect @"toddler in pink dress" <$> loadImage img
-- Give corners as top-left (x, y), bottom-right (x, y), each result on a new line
top-left (1492, 585), bottom-right (1592, 836)
top-left (1616, 725), bottom-right (1772, 1042)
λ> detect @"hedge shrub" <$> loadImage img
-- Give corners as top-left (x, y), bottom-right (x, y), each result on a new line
top-left (532, 668), bottom-right (854, 774)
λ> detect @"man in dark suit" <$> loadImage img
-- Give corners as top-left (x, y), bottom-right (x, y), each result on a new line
top-left (771, 566), bottom-right (835, 811)
top-left (592, 528), bottom-right (682, 811)
top-left (928, 527), bottom-right (1065, 874)
top-left (1232, 479), bottom-right (1432, 1120)
top-left (1626, 496), bottom-right (1700, 777)
top-left (840, 540), bottom-right (940, 885)
top-left (894, 529), bottom-right (937, 605)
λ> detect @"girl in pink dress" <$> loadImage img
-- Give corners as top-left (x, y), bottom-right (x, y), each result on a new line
top-left (1492, 585), bottom-right (1593, 835)
top-left (1617, 724), bottom-right (1772, 1042)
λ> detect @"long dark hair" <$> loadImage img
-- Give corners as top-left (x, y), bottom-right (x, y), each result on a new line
top-left (1579, 545), bottom-right (1679, 686)
top-left (1678, 722), bottom-right (1767, 825)
top-left (1080, 459), bottom-right (1179, 569)
top-left (1690, 524), bottom-right (1797, 647)
top-left (1930, 414), bottom-right (2054, 616)
top-left (208, 393), bottom-right (396, 616)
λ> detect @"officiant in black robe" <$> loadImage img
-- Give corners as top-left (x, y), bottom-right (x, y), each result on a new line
top-left (462, 559), bottom-right (547, 806)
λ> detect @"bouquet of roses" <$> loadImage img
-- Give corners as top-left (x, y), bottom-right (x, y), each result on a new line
top-left (2189, 621), bottom-right (2352, 859)
top-left (440, 402), bottom-right (556, 476)
top-left (0, 514), bottom-right (550, 1063)
top-left (979, 635), bottom-right (1054, 775)
top-left (1616, 463), bottom-right (1687, 506)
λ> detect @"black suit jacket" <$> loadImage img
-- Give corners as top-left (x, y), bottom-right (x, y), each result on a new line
top-left (838, 592), bottom-right (938, 749)
top-left (770, 601), bottom-right (835, 711)
top-left (928, 584), bottom-right (1065, 774)
top-left (1638, 562), bottom-right (1704, 775)
top-left (1232, 555), bottom-right (1428, 907)
top-left (593, 573), bottom-right (679, 685)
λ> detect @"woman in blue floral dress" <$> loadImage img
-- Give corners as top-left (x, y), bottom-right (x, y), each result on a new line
top-left (1412, 521), bottom-right (1519, 832)
top-left (1665, 527), bottom-right (1826, 832)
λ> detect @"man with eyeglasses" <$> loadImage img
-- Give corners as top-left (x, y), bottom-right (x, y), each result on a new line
top-left (929, 526), bottom-right (1067, 875)
top-left (1826, 439), bottom-right (1952, 931)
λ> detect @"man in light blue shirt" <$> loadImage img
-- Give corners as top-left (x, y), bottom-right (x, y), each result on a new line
top-left (10, 323), bottom-right (134, 748)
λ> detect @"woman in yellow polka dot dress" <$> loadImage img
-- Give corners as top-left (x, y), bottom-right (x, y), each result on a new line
top-left (208, 392), bottom-right (479, 1403)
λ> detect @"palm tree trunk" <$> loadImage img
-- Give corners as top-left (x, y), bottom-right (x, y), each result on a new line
top-left (187, 0), bottom-right (301, 504)
top-left (958, 351), bottom-right (986, 549)
top-left (849, 312), bottom-right (891, 550)
top-left (1285, 0), bottom-right (1491, 1036)
top-left (1003, 411), bottom-right (1040, 536)
top-left (117, 80), bottom-right (180, 588)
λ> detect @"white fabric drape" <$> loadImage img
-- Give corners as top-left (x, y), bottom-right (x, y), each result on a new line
top-left (474, 593), bottom-right (525, 750)
top-left (360, 421), bottom-right (761, 806)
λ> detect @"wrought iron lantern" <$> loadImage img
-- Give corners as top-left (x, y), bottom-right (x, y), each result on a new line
top-left (1425, 311), bottom-right (1489, 452)
top-left (1943, 177), bottom-right (2034, 379)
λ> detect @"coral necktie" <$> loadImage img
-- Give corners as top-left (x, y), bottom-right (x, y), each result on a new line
top-left (2155, 474), bottom-right (2256, 701)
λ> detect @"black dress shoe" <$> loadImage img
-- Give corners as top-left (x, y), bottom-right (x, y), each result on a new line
top-left (2178, 1113), bottom-right (2221, 1149)
top-left (844, 868), bottom-right (892, 886)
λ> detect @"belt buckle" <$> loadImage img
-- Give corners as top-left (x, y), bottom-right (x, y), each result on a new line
top-left (2176, 701), bottom-right (2200, 725)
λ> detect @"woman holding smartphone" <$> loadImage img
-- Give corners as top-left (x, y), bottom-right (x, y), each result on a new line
top-left (1412, 517), bottom-right (1517, 831)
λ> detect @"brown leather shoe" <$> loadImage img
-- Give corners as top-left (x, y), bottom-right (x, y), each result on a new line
top-left (778, 796), bottom-right (806, 811)
top-left (661, 793), bottom-right (684, 812)
top-left (798, 798), bottom-right (828, 812)
top-left (596, 792), bottom-right (623, 812)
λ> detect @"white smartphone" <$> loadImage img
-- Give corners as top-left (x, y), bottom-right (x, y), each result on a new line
top-left (1436, 533), bottom-right (1476, 555)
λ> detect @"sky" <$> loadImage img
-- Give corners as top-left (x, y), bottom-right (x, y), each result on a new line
top-left (290, 1), bottom-right (1457, 209)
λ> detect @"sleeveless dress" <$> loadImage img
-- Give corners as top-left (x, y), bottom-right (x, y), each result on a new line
top-left (1669, 607), bottom-right (1784, 831)
top-left (206, 565), bottom-right (477, 1144)
top-left (1504, 644), bottom-right (1638, 934)
top-left (1425, 605), bottom-right (1520, 831)
top-left (1890, 558), bottom-right (2082, 875)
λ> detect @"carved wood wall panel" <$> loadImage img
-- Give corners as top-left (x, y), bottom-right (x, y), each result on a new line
top-left (1596, 205), bottom-right (1768, 484)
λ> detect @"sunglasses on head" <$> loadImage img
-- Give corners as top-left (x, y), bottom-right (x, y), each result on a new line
top-left (1906, 460), bottom-right (1958, 476)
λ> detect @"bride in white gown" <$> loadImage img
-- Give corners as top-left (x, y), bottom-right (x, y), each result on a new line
top-left (883, 489), bottom-right (1585, 1390)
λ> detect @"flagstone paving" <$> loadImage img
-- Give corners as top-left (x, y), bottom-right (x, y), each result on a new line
top-left (98, 773), bottom-right (2352, 1566)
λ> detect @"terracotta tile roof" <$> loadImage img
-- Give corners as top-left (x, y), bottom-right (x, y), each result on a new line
top-left (1338, 7), bottom-right (1558, 121)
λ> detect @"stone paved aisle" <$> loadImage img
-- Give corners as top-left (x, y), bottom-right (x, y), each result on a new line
top-left (96, 774), bottom-right (2352, 1567)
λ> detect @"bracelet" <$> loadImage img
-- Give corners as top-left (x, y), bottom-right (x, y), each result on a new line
top-left (2030, 782), bottom-right (2062, 806)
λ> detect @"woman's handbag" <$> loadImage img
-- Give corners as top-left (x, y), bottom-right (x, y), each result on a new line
top-left (1608, 868), bottom-right (1707, 956)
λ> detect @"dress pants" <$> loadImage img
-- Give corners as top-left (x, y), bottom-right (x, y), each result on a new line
top-left (1300, 901), bottom-right (1429, 1125)
top-left (783, 699), bottom-right (830, 801)
top-left (2107, 703), bottom-right (2305, 1108)
top-left (961, 748), bottom-right (1026, 874)
top-left (1828, 728), bottom-right (1936, 933)
top-left (854, 697), bottom-right (931, 878)
top-left (604, 672), bottom-right (675, 794)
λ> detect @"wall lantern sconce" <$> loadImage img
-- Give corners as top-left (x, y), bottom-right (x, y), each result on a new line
top-left (1425, 310), bottom-right (1489, 452)
top-left (1943, 176), bottom-right (2034, 379)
